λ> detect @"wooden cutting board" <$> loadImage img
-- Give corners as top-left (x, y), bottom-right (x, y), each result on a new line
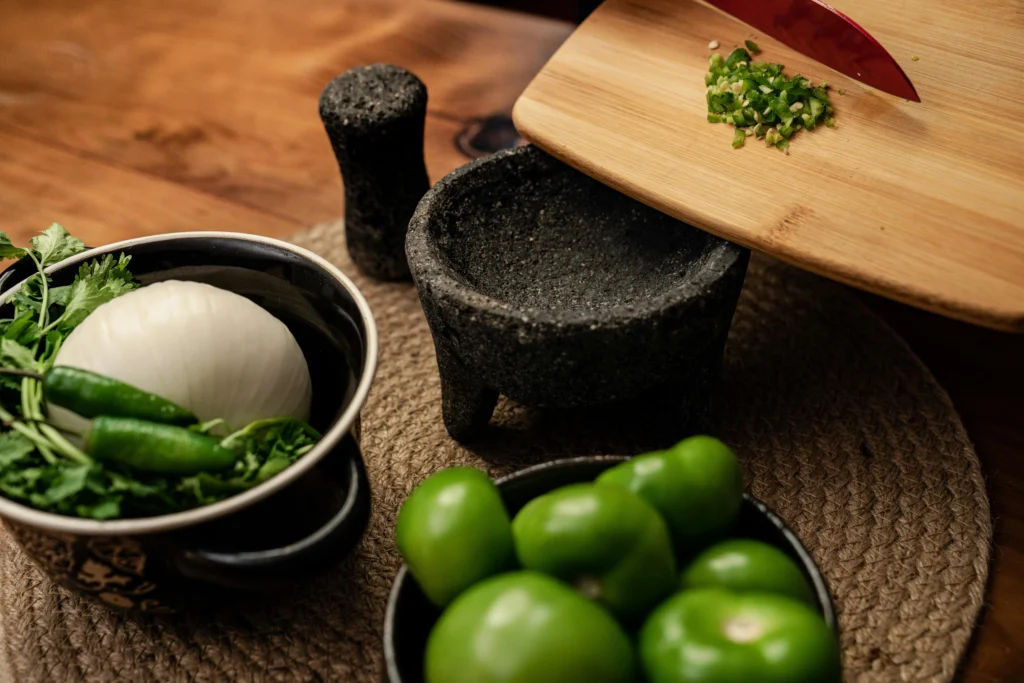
top-left (513, 0), bottom-right (1024, 332)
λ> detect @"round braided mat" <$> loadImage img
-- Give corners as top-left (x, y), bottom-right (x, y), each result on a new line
top-left (0, 220), bottom-right (991, 683)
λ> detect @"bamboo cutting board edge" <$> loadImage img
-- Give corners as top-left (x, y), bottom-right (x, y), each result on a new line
top-left (513, 0), bottom-right (1024, 333)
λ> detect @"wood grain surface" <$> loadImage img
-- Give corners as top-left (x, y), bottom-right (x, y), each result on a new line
top-left (0, 0), bottom-right (1021, 680)
top-left (513, 0), bottom-right (1024, 332)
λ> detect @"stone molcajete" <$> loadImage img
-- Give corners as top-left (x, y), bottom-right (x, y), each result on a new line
top-left (406, 146), bottom-right (750, 441)
top-left (320, 64), bottom-right (750, 442)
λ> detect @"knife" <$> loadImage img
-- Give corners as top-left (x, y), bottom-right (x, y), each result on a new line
top-left (703, 0), bottom-right (920, 101)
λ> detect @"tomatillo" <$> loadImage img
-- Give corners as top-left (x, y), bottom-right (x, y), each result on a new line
top-left (395, 467), bottom-right (515, 607)
top-left (597, 435), bottom-right (743, 551)
top-left (640, 587), bottom-right (841, 683)
top-left (511, 482), bottom-right (677, 619)
top-left (425, 571), bottom-right (638, 683)
top-left (681, 539), bottom-right (816, 605)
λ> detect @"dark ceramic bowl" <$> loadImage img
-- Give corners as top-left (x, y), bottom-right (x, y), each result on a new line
top-left (383, 456), bottom-right (837, 683)
top-left (0, 232), bottom-right (377, 613)
top-left (406, 145), bottom-right (750, 442)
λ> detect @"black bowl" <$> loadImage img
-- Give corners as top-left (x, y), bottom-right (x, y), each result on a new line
top-left (383, 456), bottom-right (837, 683)
top-left (0, 232), bottom-right (378, 613)
top-left (406, 144), bottom-right (750, 443)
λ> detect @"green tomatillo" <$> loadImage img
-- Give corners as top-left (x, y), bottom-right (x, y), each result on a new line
top-left (680, 539), bottom-right (816, 605)
top-left (425, 571), bottom-right (638, 683)
top-left (597, 435), bottom-right (743, 553)
top-left (511, 482), bottom-right (677, 619)
top-left (639, 587), bottom-right (841, 683)
top-left (395, 466), bottom-right (515, 608)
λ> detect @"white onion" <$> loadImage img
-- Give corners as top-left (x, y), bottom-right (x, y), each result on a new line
top-left (49, 280), bottom-right (312, 435)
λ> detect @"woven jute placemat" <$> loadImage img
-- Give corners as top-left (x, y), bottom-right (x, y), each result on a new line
top-left (0, 219), bottom-right (992, 683)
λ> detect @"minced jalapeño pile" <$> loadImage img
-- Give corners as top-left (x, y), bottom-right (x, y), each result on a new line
top-left (705, 41), bottom-right (836, 152)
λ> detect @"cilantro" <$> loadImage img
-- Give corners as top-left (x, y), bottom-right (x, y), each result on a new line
top-left (30, 224), bottom-right (86, 268)
top-left (33, 253), bottom-right (139, 336)
top-left (50, 270), bottom-right (137, 333)
top-left (2, 312), bottom-right (41, 347)
top-left (76, 498), bottom-right (121, 520)
top-left (0, 338), bottom-right (38, 370)
top-left (40, 464), bottom-right (91, 503)
top-left (12, 276), bottom-right (47, 316)
top-left (0, 432), bottom-right (36, 467)
top-left (47, 285), bottom-right (71, 307)
top-left (0, 234), bottom-right (26, 261)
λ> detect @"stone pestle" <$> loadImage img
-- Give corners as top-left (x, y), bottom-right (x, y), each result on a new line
top-left (319, 64), bottom-right (430, 281)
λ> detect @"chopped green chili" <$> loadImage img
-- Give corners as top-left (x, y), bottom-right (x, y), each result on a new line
top-left (744, 40), bottom-right (761, 55)
top-left (704, 47), bottom-right (835, 151)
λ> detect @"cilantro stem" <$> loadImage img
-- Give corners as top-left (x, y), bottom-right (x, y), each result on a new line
top-left (26, 375), bottom-right (90, 464)
top-left (23, 251), bottom-right (49, 331)
top-left (38, 422), bottom-right (91, 465)
top-left (0, 405), bottom-right (59, 465)
top-left (39, 316), bottom-right (64, 336)
top-left (15, 376), bottom-right (57, 463)
top-left (39, 308), bottom-right (75, 336)
top-left (12, 375), bottom-right (91, 465)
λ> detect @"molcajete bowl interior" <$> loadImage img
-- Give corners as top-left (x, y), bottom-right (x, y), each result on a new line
top-left (0, 232), bottom-right (376, 612)
top-left (406, 144), bottom-right (750, 442)
top-left (383, 455), bottom-right (838, 683)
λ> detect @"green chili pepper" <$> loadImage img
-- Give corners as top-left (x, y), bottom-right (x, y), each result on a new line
top-left (724, 48), bottom-right (748, 68)
top-left (43, 366), bottom-right (197, 426)
top-left (85, 416), bottom-right (238, 475)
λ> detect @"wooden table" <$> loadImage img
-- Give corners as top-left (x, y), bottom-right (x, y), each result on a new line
top-left (0, 0), bottom-right (1020, 679)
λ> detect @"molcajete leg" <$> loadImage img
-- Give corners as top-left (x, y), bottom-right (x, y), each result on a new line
top-left (434, 347), bottom-right (498, 441)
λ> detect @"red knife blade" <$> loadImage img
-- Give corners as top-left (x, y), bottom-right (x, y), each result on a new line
top-left (703, 0), bottom-right (919, 101)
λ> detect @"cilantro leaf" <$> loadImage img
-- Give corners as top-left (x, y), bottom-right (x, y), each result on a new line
top-left (11, 275), bottom-right (46, 317)
top-left (220, 417), bottom-right (320, 455)
top-left (76, 497), bottom-right (121, 520)
top-left (74, 252), bottom-right (134, 286)
top-left (54, 274), bottom-right (137, 332)
top-left (0, 432), bottom-right (36, 468)
top-left (47, 285), bottom-right (71, 308)
top-left (256, 454), bottom-right (293, 483)
top-left (41, 464), bottom-right (91, 503)
top-left (29, 224), bottom-right (86, 267)
top-left (12, 291), bottom-right (41, 315)
top-left (1, 466), bottom-right (46, 500)
top-left (45, 252), bottom-right (138, 333)
top-left (37, 331), bottom-right (64, 370)
top-left (2, 311), bottom-right (41, 347)
top-left (0, 338), bottom-right (38, 370)
top-left (0, 233), bottom-right (26, 261)
top-left (178, 472), bottom-right (251, 505)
